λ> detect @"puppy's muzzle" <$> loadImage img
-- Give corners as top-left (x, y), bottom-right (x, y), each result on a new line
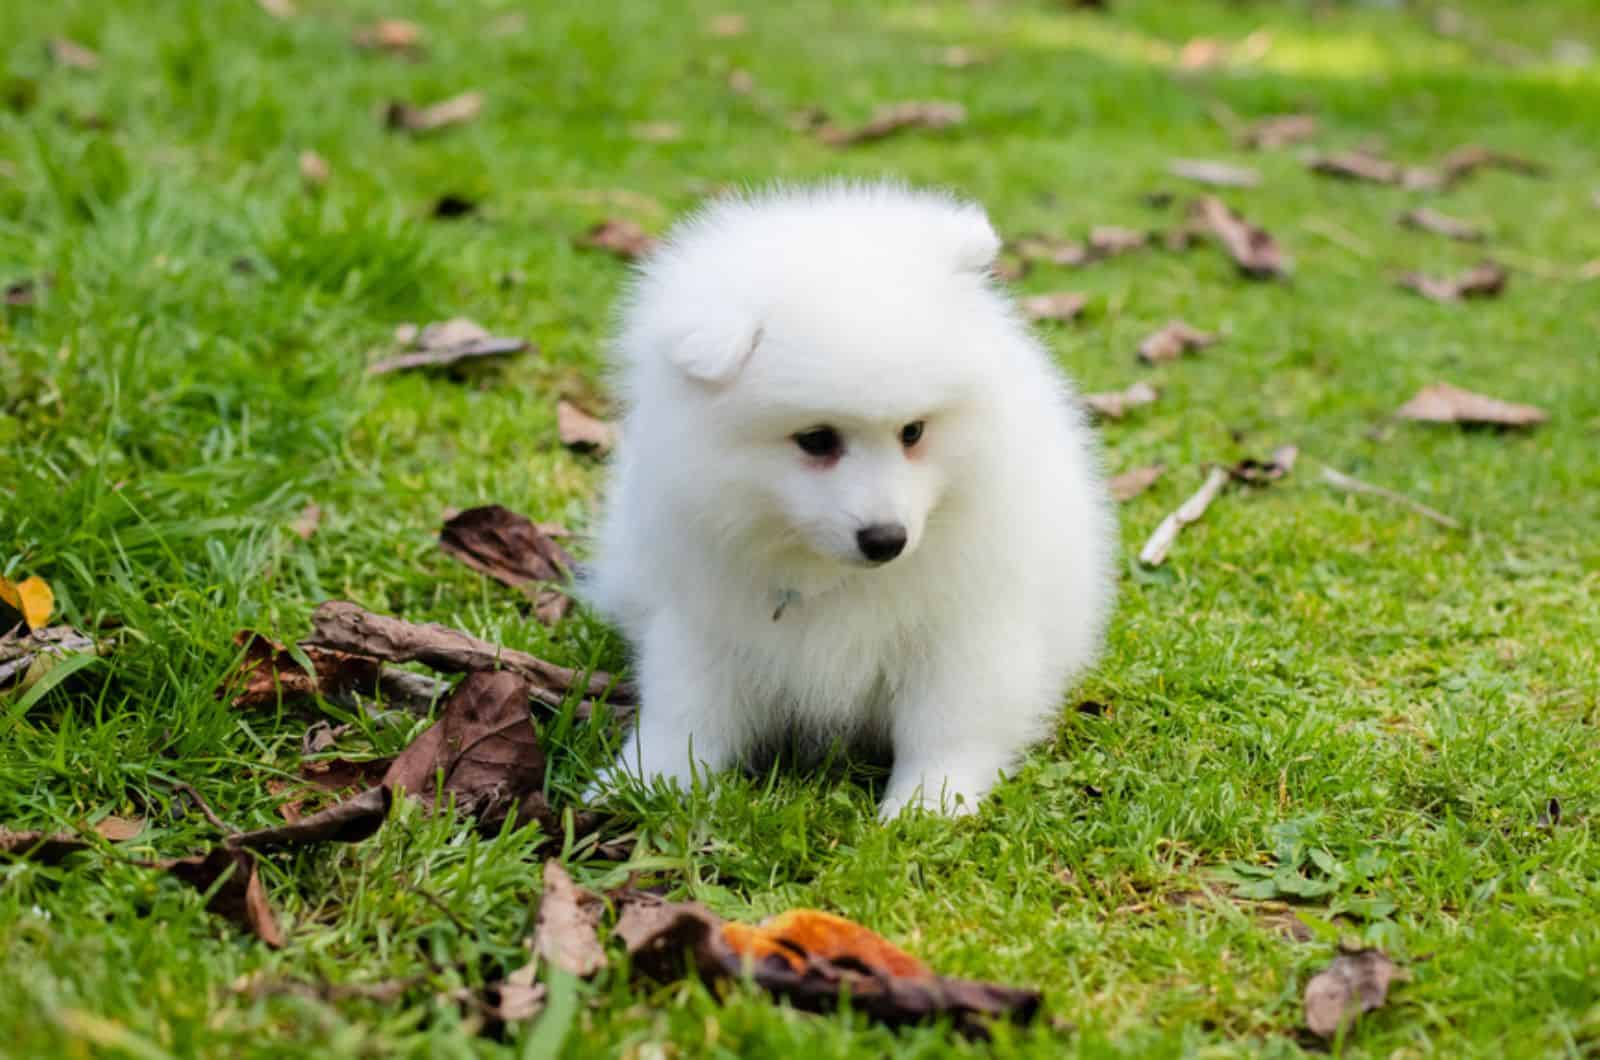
top-left (856, 523), bottom-right (908, 564)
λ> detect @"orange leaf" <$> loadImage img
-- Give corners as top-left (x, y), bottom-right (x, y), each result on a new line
top-left (721, 909), bottom-right (932, 980)
top-left (0, 575), bottom-right (53, 630)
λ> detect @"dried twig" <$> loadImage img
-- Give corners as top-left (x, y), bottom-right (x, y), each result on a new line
top-left (1320, 467), bottom-right (1461, 530)
top-left (1138, 467), bottom-right (1229, 566)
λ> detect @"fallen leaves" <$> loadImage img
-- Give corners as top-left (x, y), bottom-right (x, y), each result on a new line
top-left (220, 631), bottom-right (381, 711)
top-left (1170, 159), bottom-right (1261, 188)
top-left (1138, 467), bottom-right (1229, 567)
top-left (353, 19), bottom-right (424, 57)
top-left (531, 861), bottom-right (608, 977)
top-left (48, 38), bottom-right (101, 71)
top-left (297, 149), bottom-right (330, 189)
top-left (557, 399), bottom-right (617, 455)
top-left (1192, 196), bottom-right (1290, 279)
top-left (1396, 261), bottom-right (1508, 303)
top-left (1138, 320), bottom-right (1218, 364)
top-left (0, 574), bottom-right (53, 631)
top-left (1395, 382), bottom-right (1547, 428)
top-left (1304, 947), bottom-right (1403, 1039)
top-left (611, 891), bottom-right (1039, 1036)
top-left (383, 92), bottom-right (484, 134)
top-left (816, 102), bottom-right (966, 147)
top-left (1398, 207), bottom-right (1482, 242)
top-left (1020, 291), bottom-right (1088, 323)
top-left (1437, 143), bottom-right (1546, 183)
top-left (0, 626), bottom-right (97, 692)
top-left (440, 505), bottom-right (574, 624)
top-left (1239, 113), bottom-right (1317, 150)
top-left (165, 846), bottom-right (285, 948)
top-left (1228, 445), bottom-right (1298, 485)
top-left (1082, 381), bottom-right (1158, 421)
top-left (367, 318), bottom-right (529, 376)
top-left (578, 218), bottom-right (657, 260)
top-left (1108, 464), bottom-right (1164, 502)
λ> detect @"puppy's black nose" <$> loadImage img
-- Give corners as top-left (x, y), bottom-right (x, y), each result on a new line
top-left (856, 523), bottom-right (907, 563)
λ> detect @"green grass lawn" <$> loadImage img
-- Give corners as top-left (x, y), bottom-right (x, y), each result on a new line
top-left (4, 0), bottom-right (1600, 1055)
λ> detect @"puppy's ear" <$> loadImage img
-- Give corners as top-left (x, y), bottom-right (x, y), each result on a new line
top-left (666, 317), bottom-right (763, 384)
top-left (945, 204), bottom-right (1001, 274)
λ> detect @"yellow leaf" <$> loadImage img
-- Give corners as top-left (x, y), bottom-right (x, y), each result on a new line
top-left (0, 575), bottom-right (53, 630)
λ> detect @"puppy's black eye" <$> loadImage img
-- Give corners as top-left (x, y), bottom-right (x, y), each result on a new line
top-left (794, 426), bottom-right (842, 458)
top-left (899, 420), bottom-right (925, 447)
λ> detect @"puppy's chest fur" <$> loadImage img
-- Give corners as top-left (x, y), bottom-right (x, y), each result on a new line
top-left (727, 583), bottom-right (929, 737)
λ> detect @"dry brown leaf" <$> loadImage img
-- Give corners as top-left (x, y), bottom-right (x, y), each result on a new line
top-left (353, 19), bottom-right (424, 55)
top-left (1308, 150), bottom-right (1402, 184)
top-left (1238, 113), bottom-right (1317, 149)
top-left (1396, 261), bottom-right (1507, 303)
top-left (1398, 207), bottom-right (1482, 242)
top-left (381, 671), bottom-right (543, 830)
top-left (1108, 464), bottom-right (1164, 502)
top-left (219, 631), bottom-right (382, 711)
top-left (578, 218), bottom-right (657, 260)
top-left (302, 601), bottom-right (635, 713)
top-left (706, 13), bottom-right (748, 37)
top-left (934, 46), bottom-right (989, 68)
top-left (0, 626), bottom-right (96, 691)
top-left (232, 787), bottom-right (391, 851)
top-left (166, 846), bottom-right (285, 948)
top-left (289, 502), bottom-right (322, 541)
top-left (1304, 947), bottom-right (1403, 1039)
top-left (384, 92), bottom-right (483, 133)
top-left (0, 575), bottom-right (53, 631)
top-left (630, 121), bottom-right (683, 143)
top-left (257, 0), bottom-right (297, 17)
top-left (1011, 235), bottom-right (1090, 268)
top-left (440, 505), bottom-right (574, 625)
top-left (532, 861), bottom-right (608, 977)
top-left (1395, 382), bottom-right (1546, 428)
top-left (1228, 444), bottom-right (1298, 485)
top-left (1170, 159), bottom-right (1261, 188)
top-left (612, 890), bottom-right (1039, 1036)
top-left (1020, 292), bottom-right (1088, 323)
top-left (1192, 197), bottom-right (1290, 279)
top-left (48, 38), bottom-right (100, 71)
top-left (94, 816), bottom-right (144, 841)
top-left (1082, 382), bottom-right (1159, 421)
top-left (816, 102), bottom-right (966, 147)
top-left (1437, 143), bottom-right (1546, 183)
top-left (1138, 467), bottom-right (1229, 566)
top-left (557, 399), bottom-right (617, 456)
top-left (367, 317), bottom-right (529, 375)
top-left (297, 150), bottom-right (330, 189)
top-left (1138, 320), bottom-right (1218, 364)
top-left (1088, 226), bottom-right (1149, 256)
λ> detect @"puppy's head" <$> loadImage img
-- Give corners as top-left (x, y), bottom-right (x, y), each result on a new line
top-left (616, 183), bottom-right (1007, 576)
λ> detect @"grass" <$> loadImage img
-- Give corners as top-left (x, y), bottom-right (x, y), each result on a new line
top-left (3, 0), bottom-right (1599, 1055)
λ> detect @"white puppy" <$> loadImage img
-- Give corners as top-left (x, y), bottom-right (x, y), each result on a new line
top-left (583, 182), bottom-right (1115, 819)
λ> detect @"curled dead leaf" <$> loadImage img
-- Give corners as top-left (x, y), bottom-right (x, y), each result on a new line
top-left (1398, 207), bottom-right (1482, 242)
top-left (1108, 464), bottom-right (1164, 502)
top-left (0, 626), bottom-right (96, 692)
top-left (532, 861), bottom-right (608, 977)
top-left (440, 505), bottom-right (574, 625)
top-left (1082, 382), bottom-right (1158, 421)
top-left (578, 218), bottom-right (657, 260)
top-left (816, 101), bottom-right (966, 147)
top-left (384, 92), bottom-right (483, 134)
top-left (1238, 113), bottom-right (1317, 149)
top-left (353, 19), bottom-right (424, 56)
top-left (1396, 261), bottom-right (1507, 303)
top-left (1020, 292), bottom-right (1088, 323)
top-left (557, 399), bottom-right (616, 456)
top-left (166, 846), bottom-right (285, 948)
top-left (1228, 445), bottom-right (1298, 485)
top-left (1304, 947), bottom-right (1403, 1039)
top-left (1138, 320), bottom-right (1218, 364)
top-left (367, 317), bottom-right (529, 375)
top-left (48, 38), bottom-right (100, 71)
top-left (0, 575), bottom-right (53, 631)
top-left (1192, 196), bottom-right (1289, 279)
top-left (1395, 382), bottom-right (1546, 428)
top-left (297, 150), bottom-right (330, 189)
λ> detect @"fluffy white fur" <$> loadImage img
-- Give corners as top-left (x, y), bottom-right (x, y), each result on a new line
top-left (583, 182), bottom-right (1115, 819)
